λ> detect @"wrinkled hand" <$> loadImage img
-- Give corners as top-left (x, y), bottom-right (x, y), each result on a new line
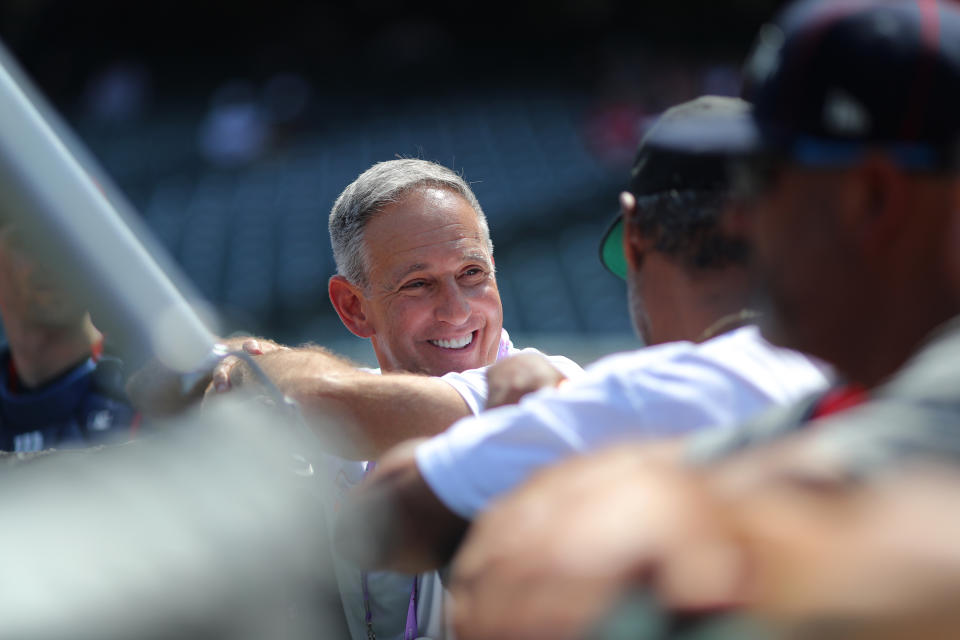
top-left (450, 445), bottom-right (747, 640)
top-left (485, 353), bottom-right (568, 409)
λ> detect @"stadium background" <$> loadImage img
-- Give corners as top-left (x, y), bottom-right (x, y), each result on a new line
top-left (0, 0), bottom-right (786, 367)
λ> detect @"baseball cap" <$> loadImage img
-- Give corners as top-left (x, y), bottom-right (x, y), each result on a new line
top-left (655, 0), bottom-right (960, 171)
top-left (599, 96), bottom-right (751, 279)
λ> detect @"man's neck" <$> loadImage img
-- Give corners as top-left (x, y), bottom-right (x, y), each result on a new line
top-left (4, 316), bottom-right (102, 388)
top-left (830, 300), bottom-right (960, 390)
top-left (644, 262), bottom-right (753, 345)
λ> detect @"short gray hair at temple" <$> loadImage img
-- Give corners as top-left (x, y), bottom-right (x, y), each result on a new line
top-left (329, 159), bottom-right (493, 288)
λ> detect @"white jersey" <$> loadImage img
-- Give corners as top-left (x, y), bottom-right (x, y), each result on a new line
top-left (415, 325), bottom-right (833, 519)
top-left (323, 331), bottom-right (582, 640)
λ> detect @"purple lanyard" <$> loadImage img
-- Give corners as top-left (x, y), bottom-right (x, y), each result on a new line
top-left (361, 462), bottom-right (419, 640)
top-left (496, 328), bottom-right (512, 361)
top-left (359, 335), bottom-right (511, 639)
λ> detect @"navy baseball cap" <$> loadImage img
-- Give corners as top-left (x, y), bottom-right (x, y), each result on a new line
top-left (652, 0), bottom-right (960, 170)
top-left (599, 96), bottom-right (751, 279)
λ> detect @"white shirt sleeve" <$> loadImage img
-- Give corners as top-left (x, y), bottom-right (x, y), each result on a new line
top-left (416, 353), bottom-right (683, 519)
top-left (439, 349), bottom-right (584, 416)
top-left (416, 328), bottom-right (832, 519)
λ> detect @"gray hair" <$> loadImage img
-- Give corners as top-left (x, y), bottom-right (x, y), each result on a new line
top-left (329, 159), bottom-right (493, 287)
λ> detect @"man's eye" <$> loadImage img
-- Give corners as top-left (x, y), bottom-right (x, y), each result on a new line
top-left (401, 280), bottom-right (427, 290)
top-left (462, 268), bottom-right (485, 278)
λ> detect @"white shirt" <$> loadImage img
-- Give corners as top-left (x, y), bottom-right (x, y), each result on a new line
top-left (323, 331), bottom-right (582, 640)
top-left (415, 325), bottom-right (833, 519)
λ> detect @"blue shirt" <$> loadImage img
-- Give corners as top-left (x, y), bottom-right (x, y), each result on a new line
top-left (0, 347), bottom-right (137, 452)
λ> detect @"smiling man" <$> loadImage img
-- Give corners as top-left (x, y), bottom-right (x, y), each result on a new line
top-left (211, 158), bottom-right (581, 640)
top-left (216, 160), bottom-right (580, 458)
top-left (326, 169), bottom-right (504, 379)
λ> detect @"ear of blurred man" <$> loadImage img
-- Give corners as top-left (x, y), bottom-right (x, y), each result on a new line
top-left (620, 190), bottom-right (656, 344)
top-left (849, 154), bottom-right (913, 263)
top-left (619, 190), bottom-right (644, 274)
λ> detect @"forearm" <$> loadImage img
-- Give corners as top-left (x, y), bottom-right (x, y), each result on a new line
top-left (336, 440), bottom-right (469, 572)
top-left (243, 349), bottom-right (472, 460)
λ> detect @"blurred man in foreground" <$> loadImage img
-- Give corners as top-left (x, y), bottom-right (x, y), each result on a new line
top-left (334, 97), bottom-right (831, 575)
top-left (449, 1), bottom-right (960, 638)
top-left (0, 221), bottom-right (136, 451)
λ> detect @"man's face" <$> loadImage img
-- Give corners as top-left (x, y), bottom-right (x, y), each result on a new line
top-left (746, 164), bottom-right (857, 355)
top-left (356, 187), bottom-right (502, 376)
top-left (0, 226), bottom-right (85, 328)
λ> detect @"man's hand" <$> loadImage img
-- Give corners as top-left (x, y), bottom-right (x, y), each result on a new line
top-left (208, 337), bottom-right (289, 394)
top-left (450, 444), bottom-right (745, 640)
top-left (485, 353), bottom-right (568, 409)
top-left (127, 335), bottom-right (284, 417)
top-left (727, 464), bottom-right (960, 640)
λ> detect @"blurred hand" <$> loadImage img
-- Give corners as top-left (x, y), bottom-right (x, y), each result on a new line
top-left (126, 336), bottom-right (285, 417)
top-left (207, 337), bottom-right (288, 395)
top-left (485, 352), bottom-right (568, 410)
top-left (204, 336), bottom-right (290, 398)
top-left (731, 466), bottom-right (960, 640)
top-left (450, 444), bottom-right (747, 640)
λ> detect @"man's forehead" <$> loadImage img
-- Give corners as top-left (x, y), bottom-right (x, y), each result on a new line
top-left (371, 187), bottom-right (478, 230)
top-left (364, 187), bottom-right (489, 262)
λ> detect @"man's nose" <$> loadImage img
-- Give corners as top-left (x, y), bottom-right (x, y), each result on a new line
top-left (435, 281), bottom-right (471, 325)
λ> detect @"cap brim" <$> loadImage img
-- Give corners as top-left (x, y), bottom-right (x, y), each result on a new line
top-left (599, 214), bottom-right (627, 280)
top-left (642, 109), bottom-right (763, 156)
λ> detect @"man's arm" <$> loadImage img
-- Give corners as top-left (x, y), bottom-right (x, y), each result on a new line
top-left (212, 347), bottom-right (472, 460)
top-left (334, 439), bottom-right (469, 573)
top-left (447, 442), bottom-right (739, 640)
top-left (484, 352), bottom-right (570, 409)
top-left (334, 360), bottom-right (684, 572)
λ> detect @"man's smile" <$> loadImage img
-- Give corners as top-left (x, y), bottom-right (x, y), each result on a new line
top-left (428, 330), bottom-right (477, 350)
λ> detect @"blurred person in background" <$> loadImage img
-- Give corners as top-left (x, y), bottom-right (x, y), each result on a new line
top-left (0, 221), bottom-right (137, 452)
top-left (448, 1), bottom-right (960, 638)
top-left (333, 96), bottom-right (832, 577)
top-left (189, 158), bottom-right (582, 640)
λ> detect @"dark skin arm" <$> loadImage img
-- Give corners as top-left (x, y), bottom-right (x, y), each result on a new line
top-left (333, 354), bottom-right (574, 569)
top-left (484, 352), bottom-right (569, 409)
top-left (336, 435), bottom-right (687, 577)
top-left (334, 438), bottom-right (470, 573)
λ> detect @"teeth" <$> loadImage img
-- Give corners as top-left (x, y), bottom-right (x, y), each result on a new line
top-left (430, 333), bottom-right (474, 349)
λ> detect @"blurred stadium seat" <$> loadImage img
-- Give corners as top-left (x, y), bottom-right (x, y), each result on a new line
top-left (76, 88), bottom-right (633, 356)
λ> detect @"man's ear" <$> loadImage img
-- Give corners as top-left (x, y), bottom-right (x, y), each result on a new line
top-left (620, 191), bottom-right (652, 272)
top-left (848, 154), bottom-right (908, 253)
top-left (329, 275), bottom-right (375, 338)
